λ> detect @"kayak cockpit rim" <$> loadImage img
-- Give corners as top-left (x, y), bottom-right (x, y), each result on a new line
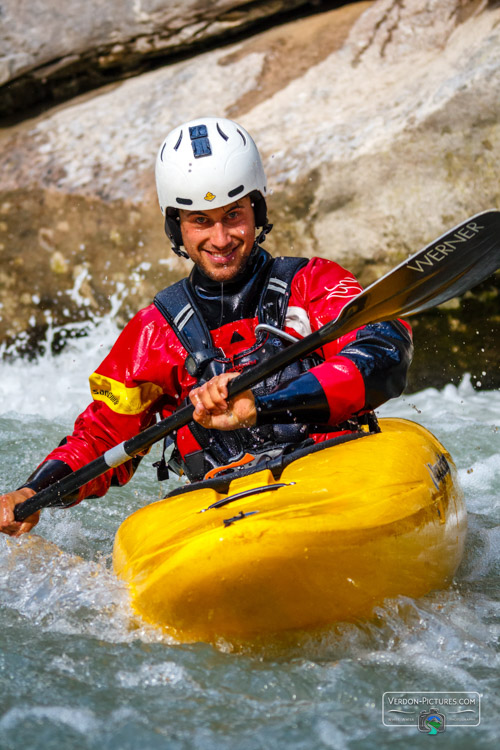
top-left (165, 430), bottom-right (374, 499)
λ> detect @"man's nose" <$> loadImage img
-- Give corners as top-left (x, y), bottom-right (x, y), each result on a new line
top-left (210, 221), bottom-right (231, 248)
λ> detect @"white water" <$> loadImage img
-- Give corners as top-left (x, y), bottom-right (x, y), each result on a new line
top-left (0, 320), bottom-right (499, 749)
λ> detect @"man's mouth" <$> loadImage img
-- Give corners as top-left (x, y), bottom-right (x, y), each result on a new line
top-left (205, 248), bottom-right (238, 264)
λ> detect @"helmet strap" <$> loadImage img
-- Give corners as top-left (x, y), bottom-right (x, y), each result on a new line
top-left (171, 243), bottom-right (189, 260)
top-left (164, 213), bottom-right (189, 259)
top-left (249, 222), bottom-right (273, 260)
top-left (256, 222), bottom-right (273, 245)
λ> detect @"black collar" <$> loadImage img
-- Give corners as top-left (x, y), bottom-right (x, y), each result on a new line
top-left (188, 248), bottom-right (272, 327)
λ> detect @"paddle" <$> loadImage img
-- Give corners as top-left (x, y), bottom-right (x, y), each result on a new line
top-left (14, 209), bottom-right (500, 521)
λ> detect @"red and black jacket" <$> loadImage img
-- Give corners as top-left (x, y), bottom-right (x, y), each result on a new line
top-left (23, 249), bottom-right (413, 501)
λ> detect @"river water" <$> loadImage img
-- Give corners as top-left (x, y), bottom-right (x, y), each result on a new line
top-left (0, 316), bottom-right (498, 750)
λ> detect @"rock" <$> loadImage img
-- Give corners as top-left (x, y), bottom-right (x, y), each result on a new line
top-left (0, 187), bottom-right (188, 355)
top-left (49, 251), bottom-right (70, 274)
top-left (406, 276), bottom-right (500, 392)
top-left (0, 0), bottom-right (314, 116)
top-left (0, 0), bottom-right (499, 388)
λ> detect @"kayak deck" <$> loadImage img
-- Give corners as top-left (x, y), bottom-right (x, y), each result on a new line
top-left (113, 418), bottom-right (466, 644)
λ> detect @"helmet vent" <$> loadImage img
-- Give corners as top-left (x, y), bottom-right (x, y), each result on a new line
top-left (228, 185), bottom-right (244, 198)
top-left (176, 197), bottom-right (193, 206)
top-left (173, 131), bottom-right (183, 151)
top-left (236, 128), bottom-right (247, 146)
top-left (216, 123), bottom-right (229, 141)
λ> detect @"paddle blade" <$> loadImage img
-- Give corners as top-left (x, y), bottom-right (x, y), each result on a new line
top-left (321, 210), bottom-right (500, 341)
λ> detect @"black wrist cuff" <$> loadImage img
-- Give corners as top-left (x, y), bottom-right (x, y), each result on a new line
top-left (21, 459), bottom-right (74, 495)
top-left (254, 371), bottom-right (330, 426)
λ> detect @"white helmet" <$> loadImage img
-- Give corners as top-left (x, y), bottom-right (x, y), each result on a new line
top-left (155, 116), bottom-right (270, 256)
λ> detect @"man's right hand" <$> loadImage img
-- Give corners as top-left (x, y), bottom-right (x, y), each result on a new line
top-left (190, 372), bottom-right (257, 431)
top-left (0, 488), bottom-right (39, 537)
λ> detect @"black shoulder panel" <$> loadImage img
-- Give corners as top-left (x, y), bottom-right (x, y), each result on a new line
top-left (154, 278), bottom-right (214, 353)
top-left (258, 256), bottom-right (308, 328)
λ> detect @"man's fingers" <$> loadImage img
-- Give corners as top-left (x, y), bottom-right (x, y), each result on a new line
top-left (0, 488), bottom-right (38, 536)
top-left (194, 383), bottom-right (218, 413)
top-left (15, 514), bottom-right (40, 537)
top-left (205, 379), bottom-right (228, 411)
top-left (190, 373), bottom-right (240, 415)
top-left (189, 372), bottom-right (246, 429)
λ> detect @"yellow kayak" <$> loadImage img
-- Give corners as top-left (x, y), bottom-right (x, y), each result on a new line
top-left (113, 418), bottom-right (467, 644)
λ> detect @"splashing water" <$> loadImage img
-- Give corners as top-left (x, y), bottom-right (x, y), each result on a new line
top-left (0, 317), bottom-right (499, 749)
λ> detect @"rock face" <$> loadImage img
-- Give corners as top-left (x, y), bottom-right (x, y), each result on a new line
top-left (0, 0), bottom-right (315, 116)
top-left (0, 0), bottom-right (499, 390)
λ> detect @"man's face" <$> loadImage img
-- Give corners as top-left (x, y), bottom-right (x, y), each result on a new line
top-left (179, 196), bottom-right (256, 282)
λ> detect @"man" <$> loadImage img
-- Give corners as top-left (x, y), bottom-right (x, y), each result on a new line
top-left (0, 117), bottom-right (413, 536)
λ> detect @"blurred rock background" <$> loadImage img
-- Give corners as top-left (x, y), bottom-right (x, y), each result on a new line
top-left (0, 0), bottom-right (499, 390)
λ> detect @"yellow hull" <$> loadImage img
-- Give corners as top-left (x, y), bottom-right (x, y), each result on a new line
top-left (113, 418), bottom-right (467, 644)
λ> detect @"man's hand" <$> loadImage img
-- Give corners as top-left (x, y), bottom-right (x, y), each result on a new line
top-left (189, 372), bottom-right (257, 431)
top-left (0, 487), bottom-right (39, 537)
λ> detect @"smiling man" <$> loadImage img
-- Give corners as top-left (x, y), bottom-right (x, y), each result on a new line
top-left (0, 117), bottom-right (413, 536)
top-left (178, 198), bottom-right (256, 282)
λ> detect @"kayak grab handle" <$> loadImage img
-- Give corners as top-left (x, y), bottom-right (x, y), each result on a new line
top-left (200, 482), bottom-right (294, 512)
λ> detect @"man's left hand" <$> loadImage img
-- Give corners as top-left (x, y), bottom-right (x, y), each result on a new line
top-left (189, 373), bottom-right (256, 431)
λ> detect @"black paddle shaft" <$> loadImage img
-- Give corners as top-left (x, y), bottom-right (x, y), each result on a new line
top-left (14, 210), bottom-right (500, 521)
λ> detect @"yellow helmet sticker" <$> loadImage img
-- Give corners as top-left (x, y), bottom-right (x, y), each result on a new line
top-left (204, 191), bottom-right (216, 201)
